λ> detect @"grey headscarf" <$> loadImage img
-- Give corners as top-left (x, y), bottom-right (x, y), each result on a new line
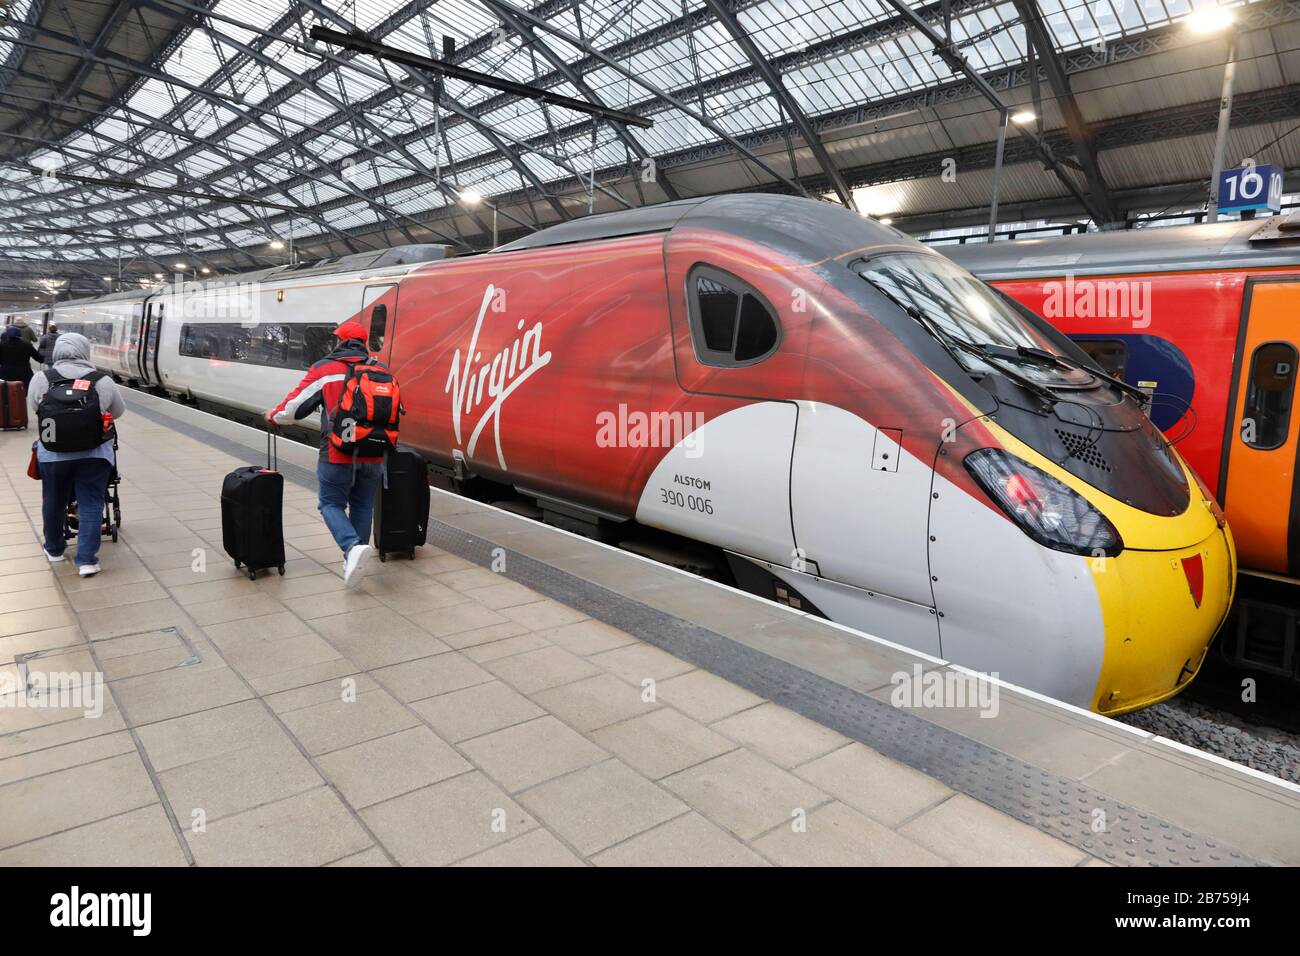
top-left (51, 331), bottom-right (91, 363)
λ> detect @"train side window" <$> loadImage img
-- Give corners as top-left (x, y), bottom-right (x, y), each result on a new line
top-left (696, 277), bottom-right (738, 352)
top-left (368, 303), bottom-right (387, 352)
top-left (1243, 341), bottom-right (1298, 450)
top-left (303, 326), bottom-right (336, 365)
top-left (735, 295), bottom-right (779, 361)
top-left (688, 266), bottom-right (781, 366)
top-left (176, 322), bottom-right (339, 369)
top-left (1076, 339), bottom-right (1128, 380)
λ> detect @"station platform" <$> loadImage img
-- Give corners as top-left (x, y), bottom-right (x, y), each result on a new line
top-left (1, 390), bottom-right (1298, 867)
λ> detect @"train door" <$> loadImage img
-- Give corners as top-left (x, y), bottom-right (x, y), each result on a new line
top-left (1222, 279), bottom-right (1300, 575)
top-left (360, 283), bottom-right (397, 359)
top-left (136, 298), bottom-right (163, 387)
top-left (126, 303), bottom-right (143, 379)
top-left (787, 405), bottom-right (942, 656)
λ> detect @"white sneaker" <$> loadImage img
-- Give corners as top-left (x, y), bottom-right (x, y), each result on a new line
top-left (45, 550), bottom-right (66, 563)
top-left (78, 563), bottom-right (101, 577)
top-left (343, 544), bottom-right (372, 590)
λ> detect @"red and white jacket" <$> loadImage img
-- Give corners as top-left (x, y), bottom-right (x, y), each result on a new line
top-left (270, 338), bottom-right (383, 464)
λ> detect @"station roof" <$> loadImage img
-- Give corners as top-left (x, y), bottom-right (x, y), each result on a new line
top-left (2, 0), bottom-right (1299, 309)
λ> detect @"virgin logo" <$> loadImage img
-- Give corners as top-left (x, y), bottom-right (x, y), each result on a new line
top-left (445, 284), bottom-right (552, 470)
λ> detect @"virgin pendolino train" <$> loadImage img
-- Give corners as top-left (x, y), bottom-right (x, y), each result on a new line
top-left (5, 194), bottom-right (1234, 713)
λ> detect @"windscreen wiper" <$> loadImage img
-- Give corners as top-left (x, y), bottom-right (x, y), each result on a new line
top-left (883, 298), bottom-right (1062, 409)
top-left (992, 344), bottom-right (1151, 406)
top-left (1030, 347), bottom-right (1152, 406)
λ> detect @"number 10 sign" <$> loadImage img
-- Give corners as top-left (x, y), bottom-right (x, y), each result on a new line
top-left (1218, 164), bottom-right (1284, 214)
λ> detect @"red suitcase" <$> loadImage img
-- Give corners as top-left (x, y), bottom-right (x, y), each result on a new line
top-left (1, 381), bottom-right (27, 430)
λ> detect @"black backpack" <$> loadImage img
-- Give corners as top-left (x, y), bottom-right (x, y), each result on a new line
top-left (37, 371), bottom-right (110, 452)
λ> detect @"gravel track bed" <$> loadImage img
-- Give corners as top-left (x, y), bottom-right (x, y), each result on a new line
top-left (1118, 697), bottom-right (1300, 785)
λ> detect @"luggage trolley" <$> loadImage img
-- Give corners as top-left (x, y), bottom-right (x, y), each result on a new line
top-left (63, 435), bottom-right (122, 543)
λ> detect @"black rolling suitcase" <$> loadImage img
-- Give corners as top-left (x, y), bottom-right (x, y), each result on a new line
top-left (374, 446), bottom-right (429, 561)
top-left (221, 432), bottom-right (285, 579)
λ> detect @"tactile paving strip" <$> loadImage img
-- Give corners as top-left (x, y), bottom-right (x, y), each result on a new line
top-left (128, 399), bottom-right (1262, 866)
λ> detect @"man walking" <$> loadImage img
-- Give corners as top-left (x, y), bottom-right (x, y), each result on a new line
top-left (37, 324), bottom-right (60, 367)
top-left (265, 320), bottom-right (384, 589)
top-left (13, 316), bottom-right (37, 346)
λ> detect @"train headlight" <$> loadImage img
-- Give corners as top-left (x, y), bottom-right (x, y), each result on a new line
top-left (964, 448), bottom-right (1124, 557)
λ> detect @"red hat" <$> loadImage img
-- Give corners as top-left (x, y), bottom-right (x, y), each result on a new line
top-left (335, 320), bottom-right (367, 341)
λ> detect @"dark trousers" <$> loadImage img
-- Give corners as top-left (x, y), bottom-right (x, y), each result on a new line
top-left (39, 458), bottom-right (110, 565)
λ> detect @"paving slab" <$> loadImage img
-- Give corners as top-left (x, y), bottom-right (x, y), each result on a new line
top-left (517, 759), bottom-right (687, 856)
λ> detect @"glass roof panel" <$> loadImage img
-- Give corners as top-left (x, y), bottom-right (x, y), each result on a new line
top-left (0, 0), bottom-right (1268, 264)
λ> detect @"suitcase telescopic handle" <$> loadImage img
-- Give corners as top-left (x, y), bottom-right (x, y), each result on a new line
top-left (267, 429), bottom-right (277, 472)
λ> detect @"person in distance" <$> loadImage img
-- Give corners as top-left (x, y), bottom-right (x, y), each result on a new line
top-left (264, 319), bottom-right (384, 590)
top-left (11, 316), bottom-right (37, 346)
top-left (37, 324), bottom-right (61, 367)
top-left (0, 325), bottom-right (43, 393)
top-left (27, 333), bottom-right (125, 577)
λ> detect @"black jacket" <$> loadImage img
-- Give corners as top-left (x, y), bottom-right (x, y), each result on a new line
top-left (0, 337), bottom-right (42, 384)
top-left (36, 331), bottom-right (60, 365)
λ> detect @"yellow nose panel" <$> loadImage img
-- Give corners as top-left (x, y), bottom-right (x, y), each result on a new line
top-left (1089, 523), bottom-right (1235, 714)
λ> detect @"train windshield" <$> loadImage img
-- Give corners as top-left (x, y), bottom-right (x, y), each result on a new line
top-left (854, 253), bottom-right (1094, 387)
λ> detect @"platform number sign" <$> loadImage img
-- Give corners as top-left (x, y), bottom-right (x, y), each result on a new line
top-left (1217, 163), bottom-right (1284, 214)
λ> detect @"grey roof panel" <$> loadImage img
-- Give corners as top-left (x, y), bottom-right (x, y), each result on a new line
top-left (491, 197), bottom-right (710, 251)
top-left (943, 214), bottom-right (1300, 279)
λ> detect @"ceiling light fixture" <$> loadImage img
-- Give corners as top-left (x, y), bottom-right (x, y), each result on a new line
top-left (1187, 5), bottom-right (1235, 33)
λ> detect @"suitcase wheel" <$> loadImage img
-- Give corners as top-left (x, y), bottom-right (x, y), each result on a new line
top-left (378, 552), bottom-right (387, 563)
top-left (247, 568), bottom-right (257, 581)
top-left (408, 550), bottom-right (416, 560)
top-left (278, 565), bottom-right (285, 576)
top-left (233, 560), bottom-right (241, 569)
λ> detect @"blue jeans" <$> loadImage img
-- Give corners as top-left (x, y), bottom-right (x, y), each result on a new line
top-left (39, 458), bottom-right (111, 566)
top-left (317, 460), bottom-right (382, 555)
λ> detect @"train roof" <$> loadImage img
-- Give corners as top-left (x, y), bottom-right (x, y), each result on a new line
top-left (942, 212), bottom-right (1300, 279)
top-left (493, 192), bottom-right (915, 262)
top-left (493, 198), bottom-right (710, 251)
top-left (270, 242), bottom-right (452, 277)
top-left (41, 243), bottom-right (454, 313)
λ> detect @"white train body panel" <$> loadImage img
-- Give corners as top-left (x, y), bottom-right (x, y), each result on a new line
top-left (632, 401), bottom-right (1106, 705)
top-left (635, 401), bottom-right (797, 566)
top-left (927, 467), bottom-right (1106, 707)
top-left (789, 401), bottom-right (934, 607)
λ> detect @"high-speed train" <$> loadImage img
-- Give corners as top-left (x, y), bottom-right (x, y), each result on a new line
top-left (5, 194), bottom-right (1234, 713)
top-left (947, 216), bottom-right (1300, 686)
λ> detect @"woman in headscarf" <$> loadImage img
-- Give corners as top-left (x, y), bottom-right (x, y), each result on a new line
top-left (26, 332), bottom-right (126, 577)
top-left (0, 325), bottom-right (44, 392)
